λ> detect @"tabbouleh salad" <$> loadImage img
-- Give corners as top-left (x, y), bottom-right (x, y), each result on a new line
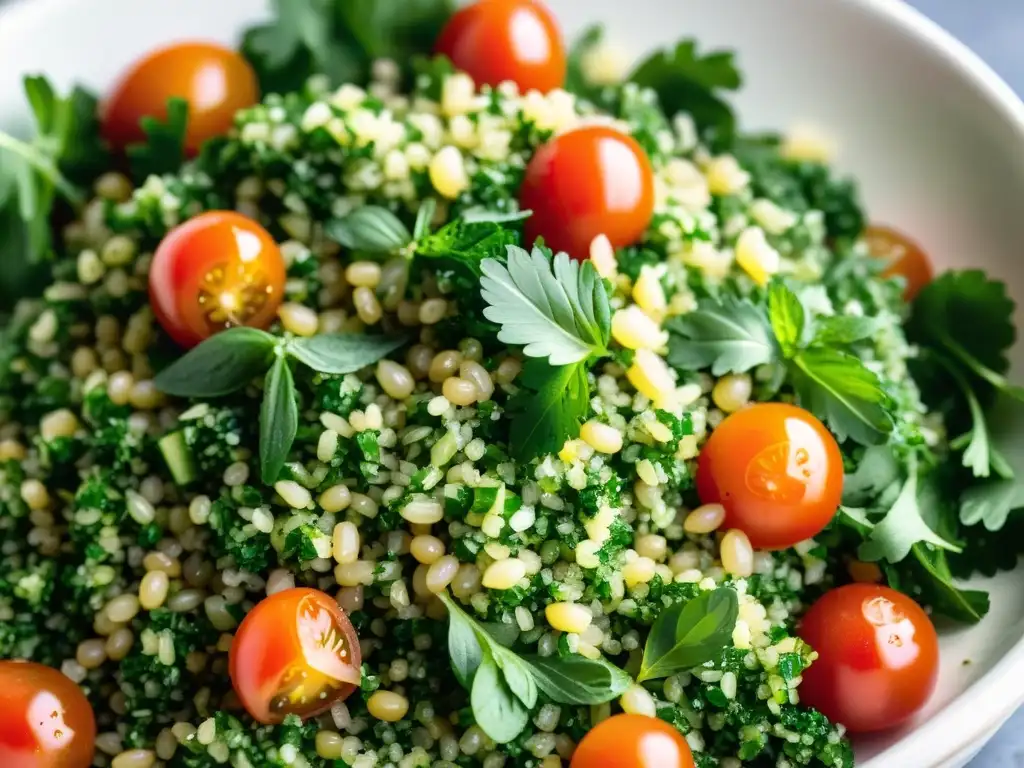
top-left (1, 1), bottom-right (1023, 767)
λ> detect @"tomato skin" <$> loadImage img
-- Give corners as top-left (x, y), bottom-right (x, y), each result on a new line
top-left (149, 211), bottom-right (286, 348)
top-left (230, 588), bottom-right (362, 725)
top-left (695, 403), bottom-right (843, 550)
top-left (0, 661), bottom-right (96, 768)
top-left (436, 0), bottom-right (566, 93)
top-left (797, 584), bottom-right (939, 733)
top-left (103, 42), bottom-right (258, 154)
top-left (520, 126), bottom-right (655, 259)
top-left (864, 225), bottom-right (933, 301)
top-left (570, 714), bottom-right (694, 768)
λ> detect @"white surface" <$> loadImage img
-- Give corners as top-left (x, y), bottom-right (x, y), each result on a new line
top-left (3, 0), bottom-right (1024, 765)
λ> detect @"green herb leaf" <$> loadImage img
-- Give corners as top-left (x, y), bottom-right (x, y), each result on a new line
top-left (666, 295), bottom-right (779, 375)
top-left (565, 24), bottom-right (607, 100)
top-left (907, 544), bottom-right (989, 623)
top-left (507, 359), bottom-right (590, 462)
top-left (325, 206), bottom-right (413, 254)
top-left (470, 656), bottom-right (530, 744)
top-left (630, 39), bottom-right (741, 143)
top-left (460, 208), bottom-right (533, 225)
top-left (415, 218), bottom-right (520, 276)
top-left (447, 609), bottom-right (484, 688)
top-left (960, 480), bottom-right (1024, 532)
top-left (813, 315), bottom-right (879, 346)
top-left (481, 246), bottom-right (611, 365)
top-left (494, 654), bottom-right (538, 710)
top-left (412, 198), bottom-right (437, 240)
top-left (858, 460), bottom-right (961, 563)
top-left (767, 281), bottom-right (806, 357)
top-left (842, 445), bottom-right (901, 507)
top-left (521, 654), bottom-right (631, 705)
top-left (286, 333), bottom-right (407, 375)
top-left (637, 587), bottom-right (738, 682)
top-left (127, 98), bottom-right (189, 182)
top-left (154, 328), bottom-right (278, 397)
top-left (260, 356), bottom-right (299, 484)
top-left (790, 347), bottom-right (894, 445)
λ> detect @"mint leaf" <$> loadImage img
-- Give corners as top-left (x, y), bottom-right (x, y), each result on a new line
top-left (521, 654), bottom-right (631, 705)
top-left (286, 333), bottom-right (407, 375)
top-left (630, 39), bottom-right (741, 143)
top-left (127, 98), bottom-right (189, 182)
top-left (666, 295), bottom-right (778, 375)
top-left (481, 245), bottom-right (610, 365)
top-left (260, 356), bottom-right (299, 484)
top-left (859, 461), bottom-right (961, 563)
top-left (960, 480), bottom-right (1024, 532)
top-left (767, 281), bottom-right (806, 357)
top-left (637, 587), bottom-right (738, 682)
top-left (508, 359), bottom-right (590, 462)
top-left (154, 328), bottom-right (277, 397)
top-left (325, 206), bottom-right (413, 254)
top-left (813, 315), bottom-right (879, 346)
top-left (790, 348), bottom-right (894, 445)
top-left (470, 656), bottom-right (529, 744)
top-left (447, 610), bottom-right (483, 688)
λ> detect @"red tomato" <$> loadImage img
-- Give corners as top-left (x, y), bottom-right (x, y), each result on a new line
top-left (797, 584), bottom-right (939, 733)
top-left (229, 588), bottom-right (362, 725)
top-left (435, 0), bottom-right (566, 93)
top-left (520, 126), bottom-right (655, 259)
top-left (0, 661), bottom-right (96, 768)
top-left (149, 211), bottom-right (286, 348)
top-left (864, 225), bottom-right (933, 301)
top-left (103, 42), bottom-right (258, 155)
top-left (571, 714), bottom-right (695, 768)
top-left (696, 403), bottom-right (843, 550)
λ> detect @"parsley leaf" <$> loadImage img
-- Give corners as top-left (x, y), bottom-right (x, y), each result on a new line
top-left (416, 218), bottom-right (521, 277)
top-left (904, 545), bottom-right (989, 623)
top-left (480, 245), bottom-right (611, 365)
top-left (507, 359), bottom-right (590, 462)
top-left (127, 98), bottom-right (189, 182)
top-left (812, 315), bottom-right (879, 346)
top-left (630, 39), bottom-right (741, 144)
top-left (959, 480), bottom-right (1024, 532)
top-left (858, 459), bottom-right (961, 563)
top-left (767, 280), bottom-right (807, 356)
top-left (665, 295), bottom-right (779, 375)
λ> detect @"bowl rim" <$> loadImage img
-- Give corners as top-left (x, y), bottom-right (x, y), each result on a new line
top-left (2, 0), bottom-right (1024, 765)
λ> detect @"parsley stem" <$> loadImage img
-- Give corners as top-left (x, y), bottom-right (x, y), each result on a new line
top-left (0, 129), bottom-right (83, 206)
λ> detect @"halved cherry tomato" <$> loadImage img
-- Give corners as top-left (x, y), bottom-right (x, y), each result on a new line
top-left (436, 0), bottom-right (566, 93)
top-left (149, 211), bottom-right (286, 348)
top-left (864, 225), bottom-right (933, 301)
top-left (0, 661), bottom-right (96, 768)
top-left (571, 714), bottom-right (695, 768)
top-left (696, 403), bottom-right (843, 550)
top-left (229, 588), bottom-right (362, 725)
top-left (520, 126), bottom-right (655, 259)
top-left (797, 584), bottom-right (939, 733)
top-left (102, 42), bottom-right (258, 155)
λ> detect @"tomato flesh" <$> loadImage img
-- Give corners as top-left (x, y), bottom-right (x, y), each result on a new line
top-left (0, 661), bottom-right (96, 768)
top-left (798, 584), bottom-right (939, 733)
top-left (436, 0), bottom-right (566, 93)
top-left (520, 126), bottom-right (655, 259)
top-left (149, 210), bottom-right (286, 348)
top-left (103, 42), bottom-right (258, 154)
top-left (696, 403), bottom-right (843, 550)
top-left (864, 225), bottom-right (933, 301)
top-left (571, 714), bottom-right (694, 768)
top-left (230, 587), bottom-right (362, 724)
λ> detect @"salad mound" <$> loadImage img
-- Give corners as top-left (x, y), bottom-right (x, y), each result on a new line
top-left (1, 2), bottom-right (1022, 767)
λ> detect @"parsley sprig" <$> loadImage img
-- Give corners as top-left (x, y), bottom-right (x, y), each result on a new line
top-left (154, 328), bottom-right (406, 483)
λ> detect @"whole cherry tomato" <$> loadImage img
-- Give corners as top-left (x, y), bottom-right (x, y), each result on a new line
top-left (148, 210), bottom-right (286, 348)
top-left (864, 225), bottom-right (933, 301)
top-left (571, 714), bottom-right (695, 768)
top-left (103, 42), bottom-right (258, 155)
top-left (520, 126), bottom-right (655, 259)
top-left (696, 403), bottom-right (843, 550)
top-left (0, 661), bottom-right (96, 768)
top-left (436, 0), bottom-right (566, 93)
top-left (798, 584), bottom-right (939, 733)
top-left (229, 588), bottom-right (362, 725)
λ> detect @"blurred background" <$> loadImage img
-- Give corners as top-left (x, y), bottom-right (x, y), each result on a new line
top-left (906, 1), bottom-right (1024, 765)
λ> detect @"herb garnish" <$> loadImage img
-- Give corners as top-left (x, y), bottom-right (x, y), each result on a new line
top-left (637, 587), bottom-right (738, 682)
top-left (126, 97), bottom-right (189, 182)
top-left (439, 593), bottom-right (630, 743)
top-left (154, 328), bottom-right (406, 483)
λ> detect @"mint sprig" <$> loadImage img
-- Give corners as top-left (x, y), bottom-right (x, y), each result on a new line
top-left (154, 328), bottom-right (406, 483)
top-left (638, 587), bottom-right (738, 683)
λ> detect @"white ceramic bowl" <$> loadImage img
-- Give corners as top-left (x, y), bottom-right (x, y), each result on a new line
top-left (2, 0), bottom-right (1024, 765)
